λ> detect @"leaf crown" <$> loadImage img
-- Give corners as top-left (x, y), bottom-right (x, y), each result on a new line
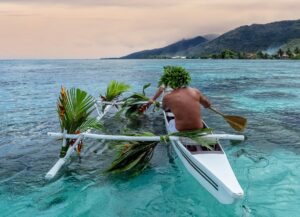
top-left (158, 66), bottom-right (191, 89)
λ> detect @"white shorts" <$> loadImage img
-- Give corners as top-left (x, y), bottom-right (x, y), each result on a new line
top-left (168, 119), bottom-right (178, 133)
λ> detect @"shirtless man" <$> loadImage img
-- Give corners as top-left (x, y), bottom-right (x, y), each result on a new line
top-left (162, 87), bottom-right (211, 131)
top-left (145, 66), bottom-right (211, 131)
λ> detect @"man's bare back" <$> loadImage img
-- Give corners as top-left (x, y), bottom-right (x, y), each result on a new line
top-left (162, 87), bottom-right (211, 131)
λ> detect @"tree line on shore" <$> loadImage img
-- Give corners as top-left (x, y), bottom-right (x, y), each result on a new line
top-left (197, 47), bottom-right (300, 60)
top-left (147, 47), bottom-right (300, 60)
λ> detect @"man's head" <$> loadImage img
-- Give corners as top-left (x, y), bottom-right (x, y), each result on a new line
top-left (158, 66), bottom-right (191, 89)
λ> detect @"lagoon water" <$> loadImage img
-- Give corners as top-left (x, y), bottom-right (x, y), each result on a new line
top-left (0, 59), bottom-right (300, 217)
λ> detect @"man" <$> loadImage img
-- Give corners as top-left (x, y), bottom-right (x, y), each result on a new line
top-left (146, 66), bottom-right (211, 132)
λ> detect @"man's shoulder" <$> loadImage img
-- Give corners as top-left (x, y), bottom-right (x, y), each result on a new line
top-left (163, 92), bottom-right (171, 100)
top-left (187, 87), bottom-right (201, 94)
top-left (164, 91), bottom-right (175, 99)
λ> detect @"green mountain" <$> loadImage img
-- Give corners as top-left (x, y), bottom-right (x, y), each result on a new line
top-left (202, 34), bottom-right (220, 41)
top-left (280, 38), bottom-right (300, 51)
top-left (121, 19), bottom-right (300, 58)
top-left (189, 19), bottom-right (300, 55)
top-left (121, 36), bottom-right (208, 59)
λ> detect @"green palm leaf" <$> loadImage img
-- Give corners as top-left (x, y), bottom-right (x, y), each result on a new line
top-left (103, 80), bottom-right (131, 101)
top-left (118, 84), bottom-right (159, 118)
top-left (63, 88), bottom-right (96, 133)
top-left (106, 129), bottom-right (217, 175)
top-left (170, 128), bottom-right (217, 150)
top-left (78, 118), bottom-right (102, 132)
top-left (105, 133), bottom-right (158, 174)
top-left (57, 87), bottom-right (101, 157)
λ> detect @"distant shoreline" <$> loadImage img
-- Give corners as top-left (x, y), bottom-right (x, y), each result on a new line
top-left (116, 48), bottom-right (300, 60)
top-left (1, 58), bottom-right (299, 61)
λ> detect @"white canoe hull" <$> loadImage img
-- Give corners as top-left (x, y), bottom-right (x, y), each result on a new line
top-left (163, 111), bottom-right (244, 204)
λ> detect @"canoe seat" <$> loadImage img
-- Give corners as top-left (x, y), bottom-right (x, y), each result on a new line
top-left (180, 137), bottom-right (221, 153)
top-left (166, 112), bottom-right (175, 117)
top-left (180, 137), bottom-right (203, 153)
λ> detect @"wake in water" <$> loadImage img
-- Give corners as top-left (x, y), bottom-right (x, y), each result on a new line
top-left (234, 148), bottom-right (270, 217)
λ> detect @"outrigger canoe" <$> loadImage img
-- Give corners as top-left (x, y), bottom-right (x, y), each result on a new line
top-left (163, 110), bottom-right (244, 204)
top-left (46, 100), bottom-right (244, 204)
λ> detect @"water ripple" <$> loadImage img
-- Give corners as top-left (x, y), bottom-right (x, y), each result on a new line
top-left (1, 60), bottom-right (300, 217)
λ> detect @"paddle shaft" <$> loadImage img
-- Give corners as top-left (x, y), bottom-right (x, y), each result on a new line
top-left (209, 107), bottom-right (226, 117)
top-left (208, 107), bottom-right (247, 132)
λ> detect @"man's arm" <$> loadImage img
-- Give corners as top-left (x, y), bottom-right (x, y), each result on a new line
top-left (162, 95), bottom-right (170, 111)
top-left (140, 85), bottom-right (165, 112)
top-left (197, 89), bottom-right (211, 108)
top-left (149, 85), bottom-right (165, 103)
top-left (145, 85), bottom-right (165, 107)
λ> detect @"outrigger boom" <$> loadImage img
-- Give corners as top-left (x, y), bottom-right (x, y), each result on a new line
top-left (45, 103), bottom-right (113, 180)
top-left (46, 129), bottom-right (244, 180)
top-left (47, 132), bottom-right (245, 142)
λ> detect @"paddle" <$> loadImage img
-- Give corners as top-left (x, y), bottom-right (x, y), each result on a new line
top-left (209, 107), bottom-right (247, 132)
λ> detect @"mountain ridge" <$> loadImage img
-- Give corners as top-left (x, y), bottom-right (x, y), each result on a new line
top-left (120, 19), bottom-right (300, 58)
top-left (122, 36), bottom-right (208, 59)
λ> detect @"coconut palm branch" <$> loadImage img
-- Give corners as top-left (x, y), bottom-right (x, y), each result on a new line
top-left (105, 132), bottom-right (158, 174)
top-left (170, 128), bottom-right (216, 150)
top-left (101, 80), bottom-right (131, 101)
top-left (119, 83), bottom-right (160, 117)
top-left (100, 80), bottom-right (131, 111)
top-left (57, 87), bottom-right (102, 157)
top-left (121, 93), bottom-right (150, 117)
top-left (106, 129), bottom-right (216, 174)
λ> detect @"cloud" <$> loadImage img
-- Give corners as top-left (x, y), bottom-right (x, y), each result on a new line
top-left (0, 0), bottom-right (185, 7)
top-left (1, 0), bottom-right (300, 10)
top-left (0, 0), bottom-right (299, 58)
top-left (200, 0), bottom-right (300, 12)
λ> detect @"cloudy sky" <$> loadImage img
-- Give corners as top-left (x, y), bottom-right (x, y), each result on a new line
top-left (0, 0), bottom-right (299, 59)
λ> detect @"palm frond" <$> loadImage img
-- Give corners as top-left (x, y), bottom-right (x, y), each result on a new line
top-left (170, 128), bottom-right (217, 150)
top-left (142, 83), bottom-right (151, 95)
top-left (118, 84), bottom-right (160, 118)
top-left (63, 88), bottom-right (96, 133)
top-left (106, 129), bottom-right (217, 175)
top-left (77, 118), bottom-right (102, 132)
top-left (103, 80), bottom-right (131, 101)
top-left (57, 87), bottom-right (101, 157)
top-left (105, 133), bottom-right (158, 174)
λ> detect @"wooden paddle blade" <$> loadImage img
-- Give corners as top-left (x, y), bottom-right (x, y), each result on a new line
top-left (224, 115), bottom-right (247, 132)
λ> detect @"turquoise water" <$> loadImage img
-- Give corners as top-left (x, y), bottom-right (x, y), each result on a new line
top-left (0, 59), bottom-right (300, 217)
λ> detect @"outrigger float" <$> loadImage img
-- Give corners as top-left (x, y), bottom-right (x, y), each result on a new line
top-left (46, 98), bottom-right (245, 204)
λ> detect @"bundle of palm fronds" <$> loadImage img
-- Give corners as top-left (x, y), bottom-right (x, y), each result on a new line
top-left (106, 129), bottom-right (217, 175)
top-left (170, 128), bottom-right (216, 150)
top-left (57, 87), bottom-right (102, 157)
top-left (105, 132), bottom-right (158, 174)
top-left (100, 80), bottom-right (131, 110)
top-left (120, 83), bottom-right (160, 118)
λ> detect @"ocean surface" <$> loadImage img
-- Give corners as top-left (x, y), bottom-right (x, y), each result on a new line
top-left (0, 59), bottom-right (300, 217)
